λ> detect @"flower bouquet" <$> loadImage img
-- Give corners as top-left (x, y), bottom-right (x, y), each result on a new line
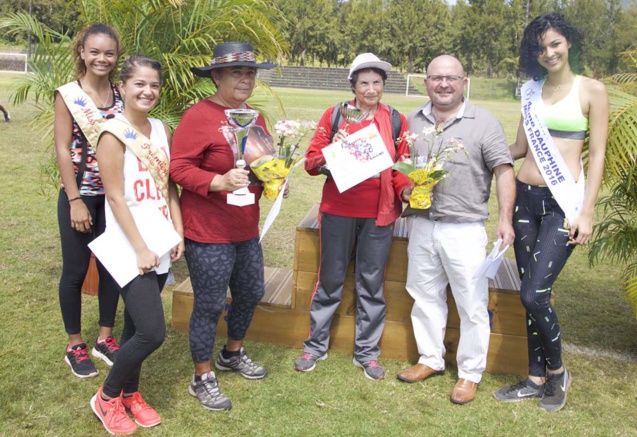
top-left (250, 120), bottom-right (316, 199)
top-left (393, 126), bottom-right (467, 209)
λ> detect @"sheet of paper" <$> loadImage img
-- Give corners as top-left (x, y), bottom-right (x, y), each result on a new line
top-left (89, 202), bottom-right (181, 287)
top-left (260, 158), bottom-right (305, 242)
top-left (473, 239), bottom-right (510, 280)
top-left (321, 124), bottom-right (393, 193)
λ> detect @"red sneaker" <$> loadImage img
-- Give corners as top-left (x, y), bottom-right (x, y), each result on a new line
top-left (90, 387), bottom-right (137, 435)
top-left (122, 392), bottom-right (161, 428)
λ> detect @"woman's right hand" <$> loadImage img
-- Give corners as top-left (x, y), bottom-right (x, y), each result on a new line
top-left (70, 200), bottom-right (93, 233)
top-left (220, 167), bottom-right (250, 191)
top-left (137, 247), bottom-right (160, 276)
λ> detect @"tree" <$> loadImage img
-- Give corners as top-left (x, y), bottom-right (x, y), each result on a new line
top-left (0, 0), bottom-right (80, 42)
top-left (589, 53), bottom-right (637, 318)
top-left (387, 0), bottom-right (450, 73)
top-left (273, 0), bottom-right (338, 67)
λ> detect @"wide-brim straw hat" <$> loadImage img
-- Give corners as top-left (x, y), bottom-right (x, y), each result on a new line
top-left (191, 42), bottom-right (276, 77)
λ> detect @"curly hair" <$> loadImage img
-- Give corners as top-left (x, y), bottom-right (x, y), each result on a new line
top-left (72, 23), bottom-right (121, 80)
top-left (519, 12), bottom-right (584, 80)
top-left (119, 54), bottom-right (163, 86)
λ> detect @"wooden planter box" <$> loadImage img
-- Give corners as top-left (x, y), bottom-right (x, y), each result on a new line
top-left (173, 205), bottom-right (528, 375)
top-left (81, 254), bottom-right (99, 296)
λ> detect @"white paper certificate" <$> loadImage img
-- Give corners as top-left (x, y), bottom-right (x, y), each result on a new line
top-left (473, 239), bottom-right (510, 280)
top-left (321, 124), bottom-right (393, 193)
top-left (88, 202), bottom-right (181, 287)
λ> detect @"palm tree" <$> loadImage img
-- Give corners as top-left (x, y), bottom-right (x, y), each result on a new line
top-left (589, 51), bottom-right (637, 318)
top-left (0, 0), bottom-right (288, 191)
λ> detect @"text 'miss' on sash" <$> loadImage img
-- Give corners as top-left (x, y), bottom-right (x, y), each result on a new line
top-left (57, 82), bottom-right (105, 147)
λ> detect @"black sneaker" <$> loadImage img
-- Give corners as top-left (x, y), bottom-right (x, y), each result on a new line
top-left (4, 112), bottom-right (9, 122)
top-left (493, 378), bottom-right (544, 402)
top-left (539, 368), bottom-right (572, 412)
top-left (215, 347), bottom-right (267, 380)
top-left (188, 371), bottom-right (232, 411)
top-left (65, 343), bottom-right (99, 378)
top-left (92, 336), bottom-right (120, 367)
top-left (353, 358), bottom-right (386, 380)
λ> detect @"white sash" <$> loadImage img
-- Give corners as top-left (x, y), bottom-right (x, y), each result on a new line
top-left (99, 117), bottom-right (170, 203)
top-left (520, 80), bottom-right (585, 226)
top-left (57, 82), bottom-right (104, 147)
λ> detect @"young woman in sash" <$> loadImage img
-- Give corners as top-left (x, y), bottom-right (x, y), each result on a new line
top-left (54, 23), bottom-right (123, 378)
top-left (90, 54), bottom-right (184, 435)
top-left (494, 12), bottom-right (608, 412)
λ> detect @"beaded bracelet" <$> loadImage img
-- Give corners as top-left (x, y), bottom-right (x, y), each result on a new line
top-left (68, 196), bottom-right (81, 203)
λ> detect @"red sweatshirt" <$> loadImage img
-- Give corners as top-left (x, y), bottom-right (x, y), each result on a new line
top-left (170, 99), bottom-right (267, 243)
top-left (305, 101), bottom-right (411, 226)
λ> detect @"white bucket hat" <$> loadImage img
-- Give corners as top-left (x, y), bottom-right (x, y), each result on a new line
top-left (348, 53), bottom-right (392, 80)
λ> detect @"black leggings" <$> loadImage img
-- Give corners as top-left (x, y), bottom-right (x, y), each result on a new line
top-left (513, 182), bottom-right (574, 377)
top-left (103, 273), bottom-right (167, 397)
top-left (186, 238), bottom-right (265, 363)
top-left (57, 189), bottom-right (120, 335)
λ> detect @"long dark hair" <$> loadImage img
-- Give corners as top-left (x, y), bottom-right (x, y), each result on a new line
top-left (72, 23), bottom-right (121, 81)
top-left (519, 12), bottom-right (583, 80)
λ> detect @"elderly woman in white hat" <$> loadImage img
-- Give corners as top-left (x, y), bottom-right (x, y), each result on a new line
top-left (294, 53), bottom-right (412, 380)
top-left (170, 42), bottom-right (275, 411)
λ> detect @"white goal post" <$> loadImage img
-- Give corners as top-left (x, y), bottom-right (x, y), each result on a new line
top-left (0, 52), bottom-right (28, 73)
top-left (406, 73), bottom-right (471, 100)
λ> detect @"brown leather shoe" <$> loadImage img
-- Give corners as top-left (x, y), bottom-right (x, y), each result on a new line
top-left (450, 378), bottom-right (478, 404)
top-left (396, 364), bottom-right (444, 383)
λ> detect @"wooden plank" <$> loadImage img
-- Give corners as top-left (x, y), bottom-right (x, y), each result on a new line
top-left (294, 228), bottom-right (409, 282)
top-left (215, 306), bottom-right (528, 375)
top-left (174, 267), bottom-right (293, 308)
top-left (293, 270), bottom-right (524, 336)
top-left (81, 254), bottom-right (99, 295)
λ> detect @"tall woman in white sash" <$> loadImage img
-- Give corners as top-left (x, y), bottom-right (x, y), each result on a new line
top-left (54, 23), bottom-right (123, 378)
top-left (91, 54), bottom-right (184, 435)
top-left (494, 13), bottom-right (608, 412)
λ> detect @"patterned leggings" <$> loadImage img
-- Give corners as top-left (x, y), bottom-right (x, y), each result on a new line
top-left (185, 238), bottom-right (265, 363)
top-left (513, 182), bottom-right (574, 377)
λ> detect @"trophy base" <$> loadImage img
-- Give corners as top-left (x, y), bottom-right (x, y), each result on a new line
top-left (227, 192), bottom-right (255, 207)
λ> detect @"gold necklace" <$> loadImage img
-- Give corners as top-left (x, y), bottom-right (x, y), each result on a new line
top-left (547, 78), bottom-right (574, 92)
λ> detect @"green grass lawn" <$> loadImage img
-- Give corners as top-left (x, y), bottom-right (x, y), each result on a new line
top-left (1, 73), bottom-right (636, 436)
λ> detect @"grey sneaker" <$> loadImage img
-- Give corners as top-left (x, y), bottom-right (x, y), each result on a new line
top-left (539, 368), bottom-right (572, 412)
top-left (188, 371), bottom-right (232, 411)
top-left (215, 347), bottom-right (267, 380)
top-left (353, 358), bottom-right (386, 380)
top-left (494, 378), bottom-right (544, 402)
top-left (294, 352), bottom-right (328, 372)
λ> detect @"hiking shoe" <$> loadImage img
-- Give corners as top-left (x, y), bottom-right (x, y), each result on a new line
top-left (188, 371), bottom-right (232, 411)
top-left (353, 358), bottom-right (386, 380)
top-left (215, 347), bottom-right (267, 380)
top-left (494, 378), bottom-right (545, 402)
top-left (294, 352), bottom-right (328, 372)
top-left (91, 386), bottom-right (137, 435)
top-left (539, 368), bottom-right (572, 412)
top-left (122, 392), bottom-right (161, 428)
top-left (92, 336), bottom-right (120, 367)
top-left (65, 343), bottom-right (99, 378)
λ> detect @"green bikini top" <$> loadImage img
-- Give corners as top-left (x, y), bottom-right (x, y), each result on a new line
top-left (537, 75), bottom-right (589, 140)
